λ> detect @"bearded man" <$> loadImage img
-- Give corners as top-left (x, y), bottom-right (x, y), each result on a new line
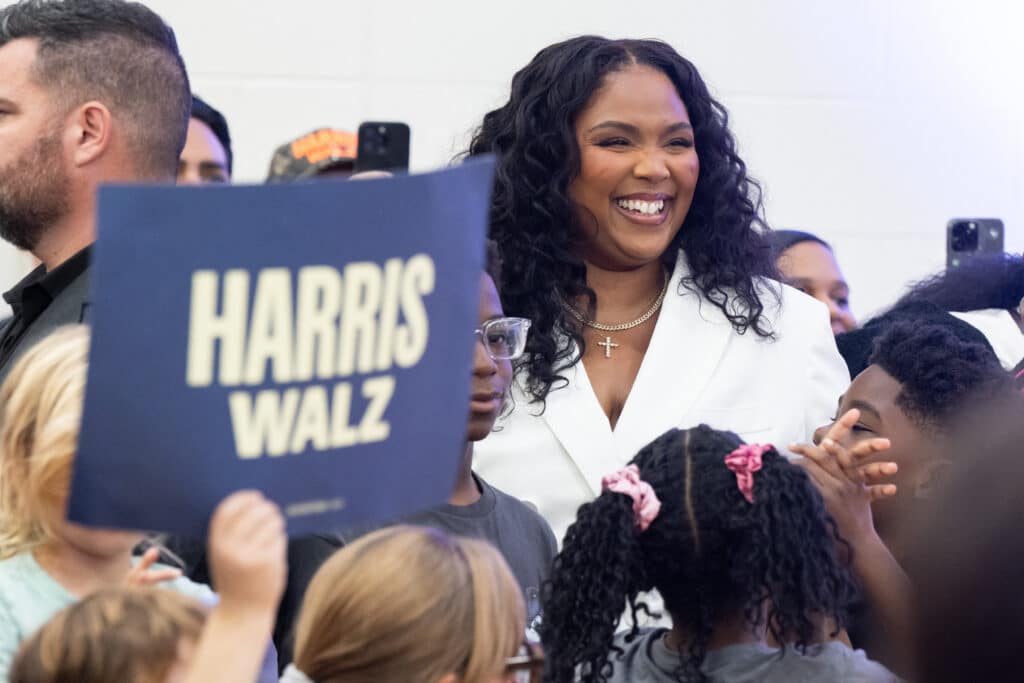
top-left (0, 0), bottom-right (191, 380)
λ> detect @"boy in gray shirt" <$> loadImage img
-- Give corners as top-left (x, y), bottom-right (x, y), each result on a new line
top-left (339, 246), bottom-right (556, 627)
top-left (401, 471), bottom-right (555, 624)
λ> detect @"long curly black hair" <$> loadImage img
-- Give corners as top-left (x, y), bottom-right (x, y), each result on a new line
top-left (541, 425), bottom-right (858, 683)
top-left (465, 36), bottom-right (777, 406)
top-left (894, 252), bottom-right (1024, 315)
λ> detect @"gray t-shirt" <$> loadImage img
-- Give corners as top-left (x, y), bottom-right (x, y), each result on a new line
top-left (606, 629), bottom-right (901, 683)
top-left (341, 474), bottom-right (557, 626)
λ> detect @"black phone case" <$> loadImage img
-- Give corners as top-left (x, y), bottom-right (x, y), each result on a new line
top-left (946, 218), bottom-right (1004, 268)
top-left (355, 122), bottom-right (410, 173)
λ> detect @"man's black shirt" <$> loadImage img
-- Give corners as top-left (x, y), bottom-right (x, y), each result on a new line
top-left (0, 246), bottom-right (91, 369)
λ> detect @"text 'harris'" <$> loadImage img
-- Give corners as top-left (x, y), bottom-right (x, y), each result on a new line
top-left (185, 256), bottom-right (435, 458)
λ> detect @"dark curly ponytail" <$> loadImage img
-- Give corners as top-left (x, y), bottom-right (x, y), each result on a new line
top-left (541, 425), bottom-right (858, 683)
top-left (541, 491), bottom-right (651, 683)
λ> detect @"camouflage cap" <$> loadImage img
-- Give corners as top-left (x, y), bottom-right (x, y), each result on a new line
top-left (265, 128), bottom-right (358, 182)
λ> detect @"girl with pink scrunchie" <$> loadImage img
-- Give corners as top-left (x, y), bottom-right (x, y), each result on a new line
top-left (541, 424), bottom-right (901, 683)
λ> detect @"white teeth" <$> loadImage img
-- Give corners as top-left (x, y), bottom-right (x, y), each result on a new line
top-left (616, 199), bottom-right (666, 215)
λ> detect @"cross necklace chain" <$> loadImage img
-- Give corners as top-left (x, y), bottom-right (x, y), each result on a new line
top-left (566, 272), bottom-right (670, 359)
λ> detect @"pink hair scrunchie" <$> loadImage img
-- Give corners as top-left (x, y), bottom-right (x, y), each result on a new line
top-left (724, 443), bottom-right (772, 503)
top-left (601, 464), bottom-right (662, 532)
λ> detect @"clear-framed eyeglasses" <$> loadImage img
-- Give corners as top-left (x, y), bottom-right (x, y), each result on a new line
top-left (474, 317), bottom-right (531, 361)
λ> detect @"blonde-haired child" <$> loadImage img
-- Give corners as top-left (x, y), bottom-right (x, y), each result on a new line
top-left (11, 488), bottom-right (288, 683)
top-left (11, 587), bottom-right (205, 682)
top-left (285, 525), bottom-right (532, 683)
top-left (0, 326), bottom-right (210, 676)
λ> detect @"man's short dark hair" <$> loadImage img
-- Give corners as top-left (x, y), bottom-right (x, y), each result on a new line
top-left (0, 0), bottom-right (191, 178)
top-left (191, 94), bottom-right (232, 174)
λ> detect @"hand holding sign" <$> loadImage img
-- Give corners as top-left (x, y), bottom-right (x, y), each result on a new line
top-left (207, 490), bottom-right (287, 614)
top-left (179, 491), bottom-right (286, 683)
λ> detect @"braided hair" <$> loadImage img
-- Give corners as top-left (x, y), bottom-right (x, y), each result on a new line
top-left (541, 425), bottom-right (858, 683)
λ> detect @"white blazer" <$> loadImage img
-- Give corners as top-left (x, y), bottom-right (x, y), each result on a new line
top-left (475, 252), bottom-right (850, 542)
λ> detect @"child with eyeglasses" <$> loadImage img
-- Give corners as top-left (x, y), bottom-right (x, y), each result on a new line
top-left (402, 241), bottom-right (556, 620)
top-left (278, 241), bottom-right (551, 682)
top-left (327, 240), bottom-right (557, 633)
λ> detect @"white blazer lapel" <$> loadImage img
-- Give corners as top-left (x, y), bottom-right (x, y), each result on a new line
top-left (612, 252), bottom-right (733, 460)
top-left (539, 358), bottom-right (620, 496)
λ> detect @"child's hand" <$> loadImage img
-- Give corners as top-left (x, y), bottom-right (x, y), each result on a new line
top-left (791, 408), bottom-right (896, 547)
top-left (207, 490), bottom-right (287, 615)
top-left (125, 547), bottom-right (182, 586)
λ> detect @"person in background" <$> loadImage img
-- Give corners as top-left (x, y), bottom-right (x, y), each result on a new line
top-left (892, 252), bottom-right (1024, 369)
top-left (0, 327), bottom-right (217, 678)
top-left (284, 526), bottom-right (535, 683)
top-left (467, 36), bottom-right (848, 543)
top-left (10, 490), bottom-right (287, 683)
top-left (266, 128), bottom-right (358, 182)
top-left (177, 95), bottom-right (232, 185)
top-left (541, 425), bottom-right (898, 683)
top-left (767, 229), bottom-right (857, 335)
top-left (0, 0), bottom-right (191, 383)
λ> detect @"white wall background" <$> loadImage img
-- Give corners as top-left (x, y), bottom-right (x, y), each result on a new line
top-left (5, 0), bottom-right (1021, 318)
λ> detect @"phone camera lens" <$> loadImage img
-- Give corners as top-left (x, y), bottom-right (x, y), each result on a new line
top-left (951, 221), bottom-right (980, 252)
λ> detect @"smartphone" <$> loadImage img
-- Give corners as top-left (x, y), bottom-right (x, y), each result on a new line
top-left (355, 122), bottom-right (410, 173)
top-left (946, 218), bottom-right (1004, 268)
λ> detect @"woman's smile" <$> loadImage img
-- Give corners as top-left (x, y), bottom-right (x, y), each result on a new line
top-left (612, 193), bottom-right (674, 226)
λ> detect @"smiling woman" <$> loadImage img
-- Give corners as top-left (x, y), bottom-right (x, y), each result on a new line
top-left (467, 36), bottom-right (851, 542)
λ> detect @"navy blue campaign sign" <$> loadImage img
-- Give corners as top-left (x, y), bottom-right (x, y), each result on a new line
top-left (69, 158), bottom-right (495, 537)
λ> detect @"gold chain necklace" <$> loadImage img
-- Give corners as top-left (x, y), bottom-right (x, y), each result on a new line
top-left (566, 272), bottom-right (670, 359)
